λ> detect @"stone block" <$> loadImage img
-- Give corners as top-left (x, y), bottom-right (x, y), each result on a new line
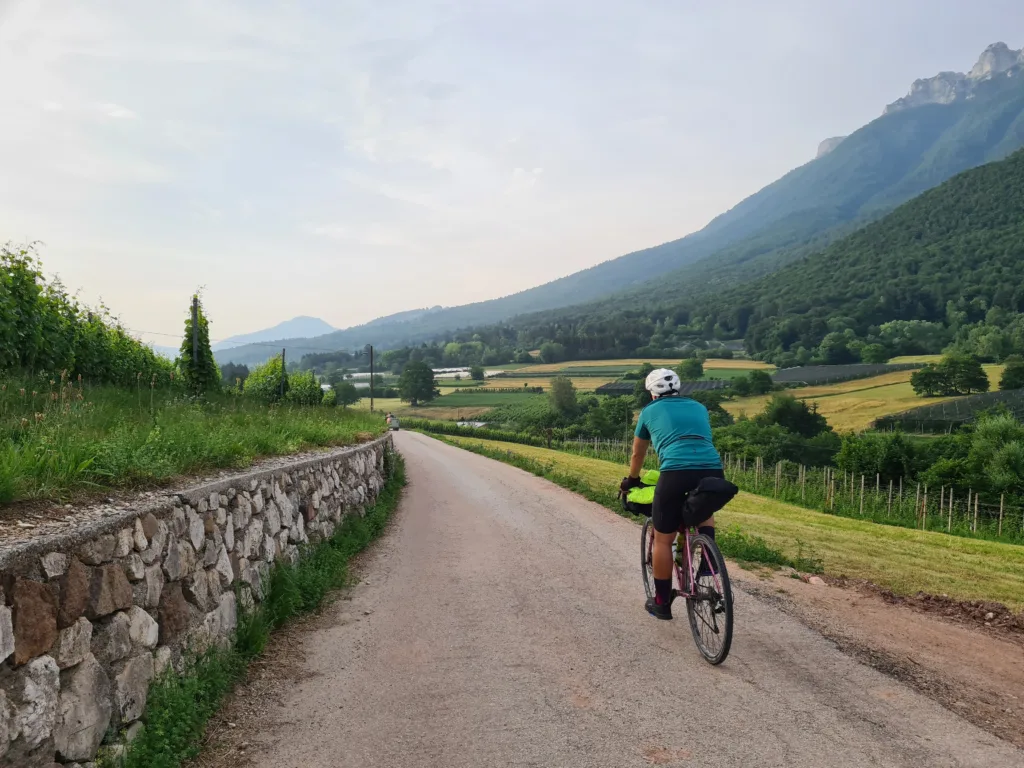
top-left (217, 593), bottom-right (237, 638)
top-left (91, 612), bottom-right (131, 664)
top-left (206, 569), bottom-right (223, 604)
top-left (214, 547), bottom-right (233, 588)
top-left (54, 654), bottom-right (111, 761)
top-left (133, 517), bottom-right (148, 551)
top-left (122, 553), bottom-right (145, 582)
top-left (170, 507), bottom-right (187, 538)
top-left (187, 509), bottom-right (205, 552)
top-left (264, 500), bottom-right (281, 536)
top-left (153, 646), bottom-right (172, 677)
top-left (162, 538), bottom-right (183, 582)
top-left (86, 566), bottom-right (132, 620)
top-left (12, 578), bottom-right (58, 665)
top-left (224, 514), bottom-right (235, 552)
top-left (134, 564), bottom-right (163, 609)
top-left (58, 559), bottom-right (91, 629)
top-left (139, 520), bottom-right (167, 566)
top-left (141, 513), bottom-right (159, 540)
top-left (126, 607), bottom-right (158, 650)
top-left (77, 535), bottom-right (116, 566)
top-left (113, 528), bottom-right (134, 558)
top-left (40, 553), bottom-right (68, 581)
top-left (114, 653), bottom-right (153, 725)
top-left (0, 606), bottom-right (13, 665)
top-left (13, 655), bottom-right (59, 748)
top-left (260, 535), bottom-right (276, 563)
top-left (157, 583), bottom-right (190, 646)
top-left (183, 570), bottom-right (210, 612)
top-left (55, 618), bottom-right (92, 670)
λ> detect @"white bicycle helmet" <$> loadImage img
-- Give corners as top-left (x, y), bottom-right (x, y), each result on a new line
top-left (645, 368), bottom-right (680, 397)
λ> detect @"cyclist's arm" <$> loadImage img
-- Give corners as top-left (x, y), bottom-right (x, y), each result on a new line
top-left (628, 437), bottom-right (649, 478)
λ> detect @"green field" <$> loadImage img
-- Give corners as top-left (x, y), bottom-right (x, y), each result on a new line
top-left (431, 391), bottom-right (543, 407)
top-left (437, 435), bottom-right (1024, 609)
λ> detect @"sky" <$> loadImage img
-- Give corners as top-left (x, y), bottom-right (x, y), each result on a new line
top-left (2, 1), bottom-right (1023, 346)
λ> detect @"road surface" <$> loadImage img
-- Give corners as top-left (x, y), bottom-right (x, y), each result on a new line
top-left (246, 431), bottom-right (1020, 768)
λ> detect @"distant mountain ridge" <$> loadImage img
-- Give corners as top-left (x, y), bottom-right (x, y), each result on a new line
top-left (217, 41), bottom-right (1024, 366)
top-left (212, 316), bottom-right (335, 352)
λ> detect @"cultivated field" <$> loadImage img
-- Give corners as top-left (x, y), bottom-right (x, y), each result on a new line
top-left (725, 365), bottom-right (1004, 432)
top-left (440, 435), bottom-right (1024, 608)
top-left (514, 357), bottom-right (773, 374)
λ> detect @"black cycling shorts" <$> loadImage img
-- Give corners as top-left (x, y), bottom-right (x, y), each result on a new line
top-left (652, 468), bottom-right (726, 534)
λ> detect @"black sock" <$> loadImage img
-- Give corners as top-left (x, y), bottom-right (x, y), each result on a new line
top-left (654, 578), bottom-right (672, 605)
top-left (698, 525), bottom-right (715, 540)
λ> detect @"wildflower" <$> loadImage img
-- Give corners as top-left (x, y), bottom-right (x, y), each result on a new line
top-left (19, 389), bottom-right (25, 397)
top-left (20, 418), bottom-right (28, 427)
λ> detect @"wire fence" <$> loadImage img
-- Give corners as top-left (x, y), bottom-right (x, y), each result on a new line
top-left (556, 437), bottom-right (1024, 544)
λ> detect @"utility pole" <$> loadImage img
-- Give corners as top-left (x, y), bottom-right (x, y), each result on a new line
top-left (369, 345), bottom-right (375, 413)
top-left (280, 348), bottom-right (286, 401)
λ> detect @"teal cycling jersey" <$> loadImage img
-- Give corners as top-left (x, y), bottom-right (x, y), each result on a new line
top-left (634, 396), bottom-right (722, 471)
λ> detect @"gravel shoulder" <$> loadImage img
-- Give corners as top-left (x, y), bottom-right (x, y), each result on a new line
top-left (194, 431), bottom-right (1021, 768)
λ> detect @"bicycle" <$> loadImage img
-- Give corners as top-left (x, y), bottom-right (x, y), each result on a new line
top-left (641, 516), bottom-right (733, 664)
top-left (622, 479), bottom-right (734, 665)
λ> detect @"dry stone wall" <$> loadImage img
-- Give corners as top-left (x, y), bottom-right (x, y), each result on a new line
top-left (0, 436), bottom-right (391, 767)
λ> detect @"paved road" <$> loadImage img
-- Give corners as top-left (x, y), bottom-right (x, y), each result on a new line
top-left (248, 432), bottom-right (1020, 768)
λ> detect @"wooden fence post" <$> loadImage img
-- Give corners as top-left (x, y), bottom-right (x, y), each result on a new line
top-left (859, 475), bottom-right (865, 515)
top-left (973, 495), bottom-right (979, 533)
top-left (921, 485), bottom-right (928, 530)
top-left (999, 494), bottom-right (1004, 537)
top-left (948, 490), bottom-right (953, 532)
top-left (875, 473), bottom-right (880, 496)
top-left (801, 465), bottom-right (806, 501)
top-left (887, 479), bottom-right (893, 518)
top-left (915, 483), bottom-right (920, 517)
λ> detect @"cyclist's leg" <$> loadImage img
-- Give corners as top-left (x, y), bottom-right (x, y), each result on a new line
top-left (648, 472), bottom-right (689, 616)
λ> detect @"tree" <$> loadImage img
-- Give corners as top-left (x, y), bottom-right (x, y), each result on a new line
top-left (678, 358), bottom-right (704, 380)
top-left (335, 381), bottom-right (361, 408)
top-left (860, 344), bottom-right (889, 364)
top-left (469, 365), bottom-right (486, 381)
top-left (748, 370), bottom-right (774, 395)
top-left (757, 393), bottom-right (830, 438)
top-left (178, 293), bottom-right (220, 395)
top-left (586, 396), bottom-right (633, 438)
top-left (244, 356), bottom-right (288, 403)
top-left (538, 342), bottom-right (566, 364)
top-left (549, 375), bottom-right (578, 417)
top-left (731, 375), bottom-right (752, 396)
top-left (910, 365), bottom-right (945, 397)
top-left (399, 361), bottom-right (437, 406)
top-left (286, 370), bottom-right (323, 405)
top-left (999, 355), bottom-right (1024, 390)
top-left (912, 354), bottom-right (989, 397)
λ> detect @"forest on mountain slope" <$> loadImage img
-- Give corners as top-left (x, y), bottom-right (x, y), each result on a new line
top-left (421, 145), bottom-right (1024, 368)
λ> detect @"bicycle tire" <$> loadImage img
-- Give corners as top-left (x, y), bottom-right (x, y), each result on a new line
top-left (685, 534), bottom-right (733, 665)
top-left (640, 518), bottom-right (655, 599)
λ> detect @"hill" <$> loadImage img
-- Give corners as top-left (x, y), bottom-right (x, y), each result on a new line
top-left (218, 43), bottom-right (1024, 365)
top-left (213, 316), bottom-right (335, 353)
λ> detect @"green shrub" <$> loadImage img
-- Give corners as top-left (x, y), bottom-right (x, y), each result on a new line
top-left (177, 294), bottom-right (220, 395)
top-left (322, 388), bottom-right (337, 407)
top-left (286, 370), bottom-right (323, 406)
top-left (244, 357), bottom-right (288, 403)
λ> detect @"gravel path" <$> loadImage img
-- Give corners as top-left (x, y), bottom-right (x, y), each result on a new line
top-left (243, 431), bottom-right (1021, 768)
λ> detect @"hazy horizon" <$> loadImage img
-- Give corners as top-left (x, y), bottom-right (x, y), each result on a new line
top-left (3, 1), bottom-right (1023, 345)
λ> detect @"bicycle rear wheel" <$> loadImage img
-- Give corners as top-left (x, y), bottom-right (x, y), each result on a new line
top-left (640, 518), bottom-right (655, 599)
top-left (685, 534), bottom-right (733, 665)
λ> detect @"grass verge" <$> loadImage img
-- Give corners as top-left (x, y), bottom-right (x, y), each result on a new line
top-left (0, 383), bottom-right (383, 503)
top-left (434, 435), bottom-right (820, 574)
top-left (105, 451), bottom-right (406, 768)
top-left (436, 435), bottom-right (1024, 609)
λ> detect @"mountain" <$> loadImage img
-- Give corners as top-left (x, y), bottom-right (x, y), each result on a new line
top-left (707, 145), bottom-right (1024, 356)
top-left (212, 316), bottom-right (335, 353)
top-left (218, 42), bottom-right (1024, 366)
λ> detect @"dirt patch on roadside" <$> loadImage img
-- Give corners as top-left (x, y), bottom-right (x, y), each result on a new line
top-left (736, 567), bottom-right (1024, 748)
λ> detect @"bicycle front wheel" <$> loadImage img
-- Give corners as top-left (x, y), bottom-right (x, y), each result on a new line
top-left (685, 534), bottom-right (733, 665)
top-left (640, 518), bottom-right (655, 599)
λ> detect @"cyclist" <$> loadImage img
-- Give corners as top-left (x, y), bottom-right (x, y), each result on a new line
top-left (620, 368), bottom-right (725, 620)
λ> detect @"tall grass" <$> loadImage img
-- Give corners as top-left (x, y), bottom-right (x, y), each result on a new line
top-left (0, 376), bottom-right (383, 503)
top-left (107, 452), bottom-right (406, 768)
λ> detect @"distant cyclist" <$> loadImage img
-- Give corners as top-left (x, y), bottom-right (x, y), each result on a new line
top-left (620, 368), bottom-right (725, 620)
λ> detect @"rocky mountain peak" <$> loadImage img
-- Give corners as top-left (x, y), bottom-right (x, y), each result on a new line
top-left (884, 41), bottom-right (1023, 115)
top-left (816, 136), bottom-right (847, 158)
